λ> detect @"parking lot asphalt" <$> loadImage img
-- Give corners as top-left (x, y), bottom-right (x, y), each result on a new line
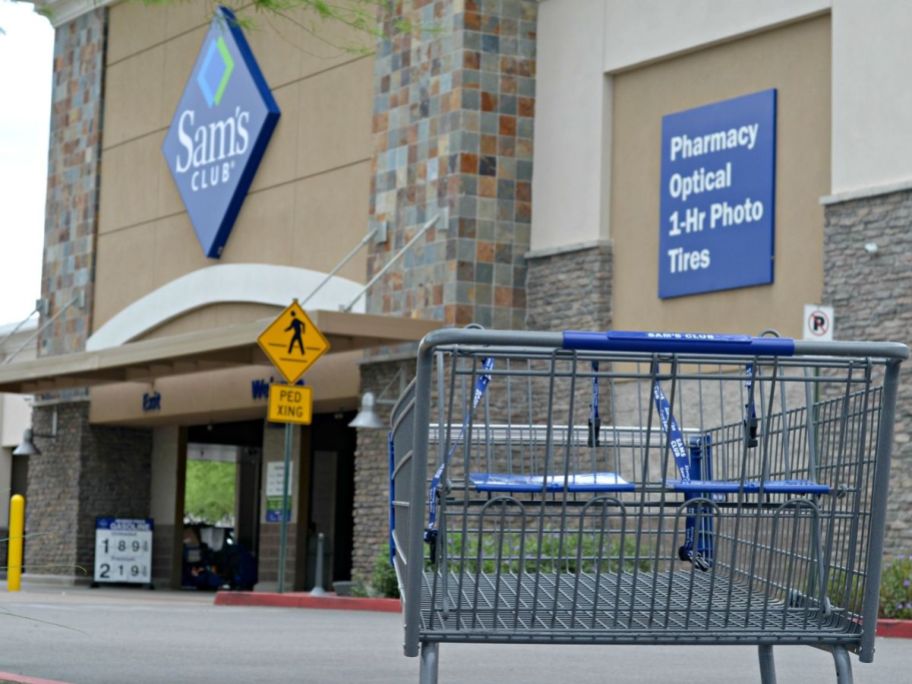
top-left (0, 584), bottom-right (909, 683)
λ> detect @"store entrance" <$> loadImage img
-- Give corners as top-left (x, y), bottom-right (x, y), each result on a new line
top-left (306, 411), bottom-right (357, 590)
top-left (181, 420), bottom-right (263, 591)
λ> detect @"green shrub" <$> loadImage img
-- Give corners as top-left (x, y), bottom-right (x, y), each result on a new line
top-left (442, 531), bottom-right (651, 575)
top-left (827, 569), bottom-right (864, 615)
top-left (371, 544), bottom-right (400, 598)
top-left (880, 555), bottom-right (912, 619)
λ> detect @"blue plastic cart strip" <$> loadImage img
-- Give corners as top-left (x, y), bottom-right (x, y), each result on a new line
top-left (651, 380), bottom-right (692, 481)
top-left (563, 330), bottom-right (796, 356)
top-left (470, 472), bottom-right (635, 493)
top-left (667, 479), bottom-right (831, 495)
top-left (425, 357), bottom-right (495, 540)
top-left (388, 430), bottom-right (396, 565)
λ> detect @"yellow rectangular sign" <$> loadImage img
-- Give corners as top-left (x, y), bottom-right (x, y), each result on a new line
top-left (267, 384), bottom-right (313, 425)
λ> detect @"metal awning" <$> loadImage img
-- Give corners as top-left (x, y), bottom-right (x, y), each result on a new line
top-left (0, 310), bottom-right (440, 394)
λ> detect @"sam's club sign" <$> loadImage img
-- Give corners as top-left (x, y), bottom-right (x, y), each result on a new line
top-left (659, 89), bottom-right (776, 298)
top-left (162, 6), bottom-right (280, 258)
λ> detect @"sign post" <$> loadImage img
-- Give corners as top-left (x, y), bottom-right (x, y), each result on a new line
top-left (277, 422), bottom-right (293, 592)
top-left (257, 300), bottom-right (328, 593)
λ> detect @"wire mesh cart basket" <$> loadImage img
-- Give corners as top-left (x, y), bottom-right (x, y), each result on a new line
top-left (388, 328), bottom-right (908, 683)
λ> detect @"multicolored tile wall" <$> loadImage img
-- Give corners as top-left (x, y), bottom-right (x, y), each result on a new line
top-left (39, 8), bottom-right (105, 356)
top-left (367, 0), bottom-right (537, 329)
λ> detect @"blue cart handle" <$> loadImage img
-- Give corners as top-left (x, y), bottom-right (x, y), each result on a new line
top-left (563, 330), bottom-right (795, 356)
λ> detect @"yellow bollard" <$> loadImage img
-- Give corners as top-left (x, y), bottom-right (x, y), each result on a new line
top-left (8, 494), bottom-right (24, 592)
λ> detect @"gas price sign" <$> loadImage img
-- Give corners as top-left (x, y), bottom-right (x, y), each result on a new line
top-left (94, 517), bottom-right (153, 586)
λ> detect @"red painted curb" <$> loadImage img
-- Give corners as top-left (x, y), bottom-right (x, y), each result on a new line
top-left (877, 619), bottom-right (912, 639)
top-left (214, 591), bottom-right (401, 613)
top-left (214, 594), bottom-right (912, 636)
top-left (0, 671), bottom-right (72, 684)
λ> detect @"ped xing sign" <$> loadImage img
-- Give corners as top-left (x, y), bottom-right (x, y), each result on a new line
top-left (162, 6), bottom-right (280, 258)
top-left (659, 89), bottom-right (777, 298)
top-left (268, 384), bottom-right (313, 424)
top-left (257, 300), bottom-right (330, 384)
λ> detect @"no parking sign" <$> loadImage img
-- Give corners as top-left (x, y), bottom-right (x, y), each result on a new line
top-left (803, 304), bottom-right (834, 342)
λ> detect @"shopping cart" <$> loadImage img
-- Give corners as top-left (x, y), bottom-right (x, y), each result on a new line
top-left (388, 328), bottom-right (907, 683)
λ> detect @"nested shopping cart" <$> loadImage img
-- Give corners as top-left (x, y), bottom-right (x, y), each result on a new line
top-left (388, 328), bottom-right (907, 683)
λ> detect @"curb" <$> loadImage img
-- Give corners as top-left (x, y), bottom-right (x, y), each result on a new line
top-left (214, 591), bottom-right (401, 613)
top-left (0, 672), bottom-right (72, 684)
top-left (215, 593), bottom-right (912, 634)
top-left (213, 593), bottom-right (912, 637)
top-left (876, 619), bottom-right (912, 639)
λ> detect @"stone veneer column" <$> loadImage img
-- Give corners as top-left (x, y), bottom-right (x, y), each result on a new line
top-left (368, 0), bottom-right (537, 328)
top-left (525, 241), bottom-right (613, 332)
top-left (26, 402), bottom-right (152, 581)
top-left (25, 8), bottom-right (154, 582)
top-left (40, 8), bottom-right (105, 356)
top-left (352, 0), bottom-right (538, 585)
top-left (823, 189), bottom-right (912, 558)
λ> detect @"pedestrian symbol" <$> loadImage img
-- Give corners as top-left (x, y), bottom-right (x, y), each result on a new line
top-left (257, 301), bottom-right (330, 384)
top-left (286, 311), bottom-right (305, 354)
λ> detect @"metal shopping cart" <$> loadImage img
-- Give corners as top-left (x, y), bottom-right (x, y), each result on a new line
top-left (388, 328), bottom-right (907, 683)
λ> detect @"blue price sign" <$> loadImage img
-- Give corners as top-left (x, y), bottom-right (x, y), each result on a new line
top-left (659, 89), bottom-right (777, 298)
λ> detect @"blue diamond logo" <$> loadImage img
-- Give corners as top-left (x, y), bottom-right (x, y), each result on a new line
top-left (161, 6), bottom-right (280, 258)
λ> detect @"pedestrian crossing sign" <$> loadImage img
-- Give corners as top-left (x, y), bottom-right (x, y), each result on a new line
top-left (257, 300), bottom-right (330, 384)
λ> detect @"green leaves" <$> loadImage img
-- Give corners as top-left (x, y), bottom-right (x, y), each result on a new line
top-left (139, 0), bottom-right (423, 53)
top-left (184, 460), bottom-right (236, 525)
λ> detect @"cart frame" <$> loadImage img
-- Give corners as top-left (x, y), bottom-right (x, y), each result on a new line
top-left (391, 329), bottom-right (907, 683)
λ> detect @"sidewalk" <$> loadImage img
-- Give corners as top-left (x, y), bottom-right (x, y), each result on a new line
top-left (217, 588), bottom-right (912, 639)
top-left (0, 582), bottom-right (909, 684)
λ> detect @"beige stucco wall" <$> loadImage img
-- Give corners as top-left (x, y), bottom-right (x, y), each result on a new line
top-left (610, 16), bottom-right (830, 338)
top-left (95, 2), bottom-right (373, 333)
top-left (89, 350), bottom-right (361, 426)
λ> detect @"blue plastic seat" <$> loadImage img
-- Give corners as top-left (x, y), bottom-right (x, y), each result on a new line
top-left (470, 472), bottom-right (636, 493)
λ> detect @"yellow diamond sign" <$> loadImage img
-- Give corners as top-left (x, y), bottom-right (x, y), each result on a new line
top-left (257, 300), bottom-right (330, 384)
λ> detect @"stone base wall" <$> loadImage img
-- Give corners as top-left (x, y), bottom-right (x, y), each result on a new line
top-left (77, 421), bottom-right (153, 574)
top-left (25, 402), bottom-right (88, 577)
top-left (526, 241), bottom-right (612, 331)
top-left (823, 189), bottom-right (912, 557)
top-left (0, 527), bottom-right (7, 574)
top-left (151, 523), bottom-right (174, 585)
top-left (25, 402), bottom-right (152, 580)
top-left (257, 522), bottom-right (298, 588)
top-left (352, 359), bottom-right (415, 583)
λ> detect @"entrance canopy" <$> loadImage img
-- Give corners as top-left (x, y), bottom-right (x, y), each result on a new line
top-left (0, 310), bottom-right (440, 394)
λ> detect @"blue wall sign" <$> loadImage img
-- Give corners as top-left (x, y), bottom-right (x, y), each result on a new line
top-left (659, 89), bottom-right (776, 298)
top-left (162, 6), bottom-right (280, 258)
top-left (142, 391), bottom-right (162, 412)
